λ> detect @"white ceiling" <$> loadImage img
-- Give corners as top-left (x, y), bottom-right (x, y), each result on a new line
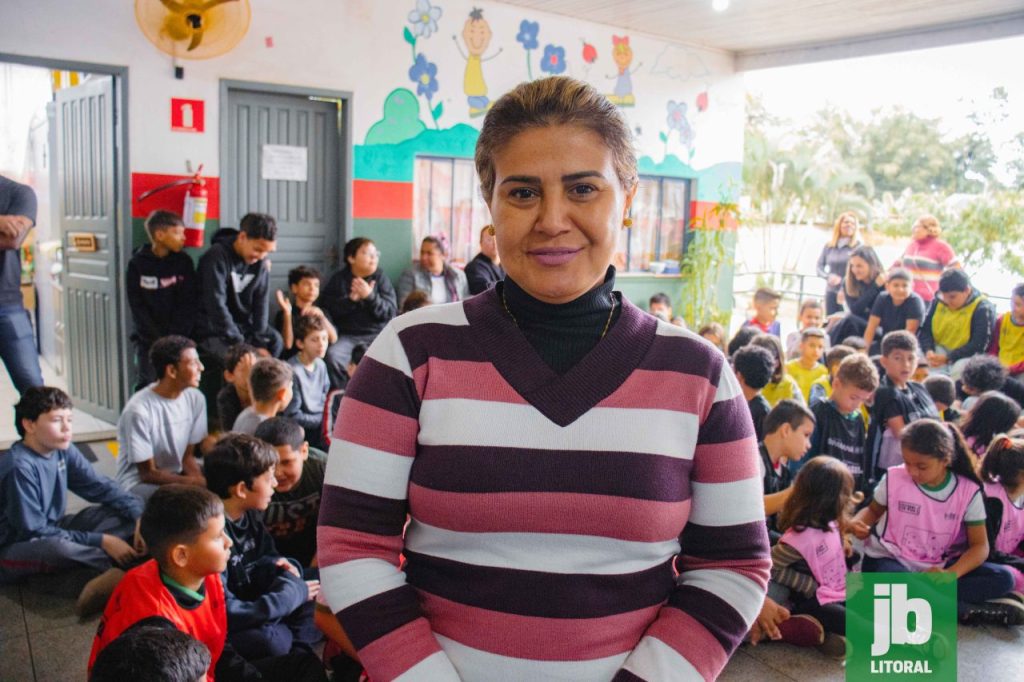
top-left (495, 0), bottom-right (1024, 68)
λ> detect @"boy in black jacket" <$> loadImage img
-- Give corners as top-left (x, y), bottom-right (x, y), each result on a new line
top-left (126, 210), bottom-right (197, 388)
top-left (195, 213), bottom-right (283, 363)
top-left (205, 434), bottom-right (320, 661)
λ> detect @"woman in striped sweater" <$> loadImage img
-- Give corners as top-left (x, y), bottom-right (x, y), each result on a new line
top-left (317, 76), bottom-right (771, 681)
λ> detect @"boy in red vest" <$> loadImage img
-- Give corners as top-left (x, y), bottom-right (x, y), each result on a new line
top-left (88, 484), bottom-right (326, 681)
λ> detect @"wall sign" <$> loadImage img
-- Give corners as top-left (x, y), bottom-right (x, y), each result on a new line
top-left (261, 144), bottom-right (308, 182)
top-left (171, 98), bottom-right (205, 132)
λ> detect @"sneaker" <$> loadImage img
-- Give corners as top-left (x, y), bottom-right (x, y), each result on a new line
top-left (817, 632), bottom-right (847, 660)
top-left (778, 614), bottom-right (825, 647)
top-left (75, 567), bottom-right (124, 618)
top-left (958, 600), bottom-right (1024, 627)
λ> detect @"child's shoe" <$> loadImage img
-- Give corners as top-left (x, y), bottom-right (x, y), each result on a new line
top-left (958, 600), bottom-right (1024, 626)
top-left (777, 614), bottom-right (825, 647)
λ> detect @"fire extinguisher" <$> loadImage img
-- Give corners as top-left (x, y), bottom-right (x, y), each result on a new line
top-left (137, 164), bottom-right (208, 247)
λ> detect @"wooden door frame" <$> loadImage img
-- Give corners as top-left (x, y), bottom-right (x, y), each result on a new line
top-left (0, 52), bottom-right (131, 411)
top-left (218, 79), bottom-right (353, 251)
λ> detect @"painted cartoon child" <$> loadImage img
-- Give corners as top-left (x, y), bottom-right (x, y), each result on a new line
top-left (607, 35), bottom-right (641, 106)
top-left (454, 8), bottom-right (502, 117)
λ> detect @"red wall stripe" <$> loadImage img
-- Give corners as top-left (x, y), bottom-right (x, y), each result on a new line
top-left (132, 173), bottom-right (221, 220)
top-left (689, 200), bottom-right (738, 231)
top-left (353, 179), bottom-right (413, 220)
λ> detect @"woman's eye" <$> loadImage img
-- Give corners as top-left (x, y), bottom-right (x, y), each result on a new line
top-left (509, 187), bottom-right (537, 200)
top-left (570, 184), bottom-right (597, 197)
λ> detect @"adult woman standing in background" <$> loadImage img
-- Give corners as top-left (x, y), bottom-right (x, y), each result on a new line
top-left (816, 212), bottom-right (861, 315)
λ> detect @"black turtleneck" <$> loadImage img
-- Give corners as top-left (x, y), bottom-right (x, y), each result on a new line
top-left (500, 266), bottom-right (621, 375)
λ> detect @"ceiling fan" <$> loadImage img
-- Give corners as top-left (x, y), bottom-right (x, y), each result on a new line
top-left (135, 0), bottom-right (252, 59)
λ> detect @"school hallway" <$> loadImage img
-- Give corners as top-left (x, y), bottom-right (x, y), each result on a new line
top-left (0, 442), bottom-right (1020, 681)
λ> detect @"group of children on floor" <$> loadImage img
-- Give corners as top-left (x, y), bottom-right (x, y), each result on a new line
top-left (724, 272), bottom-right (1024, 660)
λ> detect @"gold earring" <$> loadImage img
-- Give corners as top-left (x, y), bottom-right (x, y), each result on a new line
top-left (623, 218), bottom-right (633, 228)
top-left (486, 224), bottom-right (496, 236)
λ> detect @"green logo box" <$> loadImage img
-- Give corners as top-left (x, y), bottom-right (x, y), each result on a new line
top-left (847, 572), bottom-right (957, 681)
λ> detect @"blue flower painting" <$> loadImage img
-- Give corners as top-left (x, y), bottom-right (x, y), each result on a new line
top-left (540, 44), bottom-right (566, 75)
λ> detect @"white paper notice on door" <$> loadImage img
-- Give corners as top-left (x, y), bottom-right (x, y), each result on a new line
top-left (261, 144), bottom-right (308, 181)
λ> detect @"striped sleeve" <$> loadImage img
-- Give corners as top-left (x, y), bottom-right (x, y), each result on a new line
top-left (317, 322), bottom-right (460, 682)
top-left (617, 357), bottom-right (771, 681)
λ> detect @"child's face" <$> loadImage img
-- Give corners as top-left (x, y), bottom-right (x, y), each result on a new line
top-left (24, 407), bottom-right (73, 451)
top-left (225, 353), bottom-right (257, 391)
top-left (153, 225), bottom-right (187, 253)
top-left (886, 277), bottom-right (911, 304)
top-left (939, 288), bottom-right (970, 311)
top-left (273, 443), bottom-right (308, 494)
top-left (290, 277), bottom-right (320, 304)
top-left (902, 449), bottom-right (948, 488)
top-left (184, 513), bottom-right (232, 577)
top-left (649, 302), bottom-right (672, 321)
top-left (170, 348), bottom-right (204, 389)
top-left (831, 377), bottom-right (873, 416)
top-left (278, 382), bottom-right (294, 409)
top-left (235, 233), bottom-right (277, 265)
top-left (880, 349), bottom-right (917, 385)
top-left (912, 364), bottom-right (930, 383)
top-left (783, 418), bottom-right (815, 461)
top-left (241, 468), bottom-right (278, 511)
top-left (754, 299), bottom-right (779, 322)
top-left (800, 337), bottom-right (825, 363)
top-left (799, 306), bottom-right (823, 329)
top-left (1012, 295), bottom-right (1024, 323)
top-left (297, 330), bottom-right (329, 360)
top-left (701, 331), bottom-right (722, 347)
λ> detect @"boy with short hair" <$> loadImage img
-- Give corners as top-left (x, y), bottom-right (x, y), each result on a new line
top-left (808, 344), bottom-right (857, 405)
top-left (923, 374), bottom-right (960, 422)
top-left (117, 336), bottom-right (207, 501)
top-left (863, 267), bottom-right (924, 355)
top-left (274, 265), bottom-right (337, 355)
top-left (785, 327), bottom-right (828, 403)
top-left (806, 354), bottom-right (879, 490)
top-left (0, 387), bottom-right (142, 613)
top-left (648, 292), bottom-right (685, 327)
top-left (867, 330), bottom-right (939, 479)
top-left (90, 622), bottom-right (211, 682)
top-left (232, 358), bottom-right (293, 435)
top-left (126, 210), bottom-right (197, 388)
top-left (785, 299), bottom-right (828, 359)
top-left (195, 213), bottom-right (283, 361)
top-left (733, 344), bottom-right (776, 443)
top-left (989, 282), bottom-right (1024, 377)
top-left (918, 269), bottom-right (996, 379)
top-left (217, 343), bottom-right (258, 433)
top-left (960, 354), bottom-right (1009, 411)
top-left (284, 315), bottom-right (330, 450)
top-left (745, 287), bottom-right (782, 337)
top-left (758, 399), bottom-right (816, 542)
top-left (254, 418), bottom-right (327, 569)
top-left (205, 434), bottom-right (320, 660)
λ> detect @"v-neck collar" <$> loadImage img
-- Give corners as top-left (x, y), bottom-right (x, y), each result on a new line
top-left (463, 284), bottom-right (657, 427)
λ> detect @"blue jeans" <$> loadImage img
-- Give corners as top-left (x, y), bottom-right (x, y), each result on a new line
top-left (862, 555), bottom-right (1015, 606)
top-left (0, 305), bottom-right (43, 394)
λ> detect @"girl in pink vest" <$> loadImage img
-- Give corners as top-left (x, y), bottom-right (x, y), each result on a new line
top-left (772, 457), bottom-right (856, 657)
top-left (852, 420), bottom-right (1023, 625)
top-left (980, 435), bottom-right (1024, 595)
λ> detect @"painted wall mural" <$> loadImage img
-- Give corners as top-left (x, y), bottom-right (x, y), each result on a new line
top-left (606, 35), bottom-right (640, 107)
top-left (454, 7), bottom-right (501, 117)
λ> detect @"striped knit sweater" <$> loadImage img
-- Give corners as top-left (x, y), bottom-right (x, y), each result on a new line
top-left (317, 288), bottom-right (771, 681)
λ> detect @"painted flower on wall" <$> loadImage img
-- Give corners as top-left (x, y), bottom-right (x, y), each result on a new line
top-left (409, 53), bottom-right (439, 100)
top-left (516, 20), bottom-right (539, 50)
top-left (540, 44), bottom-right (566, 75)
top-left (666, 99), bottom-right (695, 149)
top-left (408, 0), bottom-right (443, 39)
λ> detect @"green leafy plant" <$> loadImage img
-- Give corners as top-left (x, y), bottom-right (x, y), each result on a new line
top-left (678, 196), bottom-right (736, 329)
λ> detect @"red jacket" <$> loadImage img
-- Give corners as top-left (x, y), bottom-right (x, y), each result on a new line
top-left (88, 559), bottom-right (226, 681)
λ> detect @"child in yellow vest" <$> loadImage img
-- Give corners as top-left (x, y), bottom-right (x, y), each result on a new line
top-left (989, 283), bottom-right (1024, 378)
top-left (918, 270), bottom-right (996, 380)
top-left (786, 328), bottom-right (829, 404)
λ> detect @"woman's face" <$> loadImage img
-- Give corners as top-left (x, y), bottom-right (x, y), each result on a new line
top-left (348, 242), bottom-right (379, 278)
top-left (911, 220), bottom-right (928, 241)
top-left (849, 256), bottom-right (870, 282)
top-left (839, 215), bottom-right (857, 237)
top-left (420, 242), bottom-right (444, 275)
top-left (488, 124), bottom-right (634, 304)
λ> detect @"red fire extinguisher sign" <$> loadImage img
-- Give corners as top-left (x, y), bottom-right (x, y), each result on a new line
top-left (171, 98), bottom-right (204, 133)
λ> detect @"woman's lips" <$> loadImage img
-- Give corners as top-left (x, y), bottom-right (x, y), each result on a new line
top-left (528, 247), bottom-right (582, 266)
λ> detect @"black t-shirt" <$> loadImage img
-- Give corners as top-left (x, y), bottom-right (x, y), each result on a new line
top-left (868, 377), bottom-right (938, 476)
top-left (263, 449), bottom-right (326, 567)
top-left (810, 399), bottom-right (868, 487)
top-left (869, 292), bottom-right (925, 350)
top-left (759, 444), bottom-right (792, 536)
top-left (0, 176), bottom-right (37, 307)
top-left (748, 395), bottom-right (771, 444)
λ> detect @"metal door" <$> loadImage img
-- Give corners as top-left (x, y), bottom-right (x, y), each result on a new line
top-left (54, 76), bottom-right (121, 422)
top-left (223, 89), bottom-right (342, 295)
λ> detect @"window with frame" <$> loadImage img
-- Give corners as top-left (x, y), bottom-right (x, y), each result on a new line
top-left (616, 176), bottom-right (693, 273)
top-left (413, 156), bottom-right (488, 267)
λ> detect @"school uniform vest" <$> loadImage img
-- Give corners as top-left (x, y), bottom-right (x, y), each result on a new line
top-left (997, 313), bottom-right (1024, 368)
top-left (984, 481), bottom-right (1024, 556)
top-left (931, 295), bottom-right (985, 351)
top-left (878, 466), bottom-right (979, 571)
top-left (780, 522), bottom-right (846, 604)
top-left (88, 559), bottom-right (226, 681)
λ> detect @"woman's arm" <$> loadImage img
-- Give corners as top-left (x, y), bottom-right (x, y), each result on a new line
top-left (317, 324), bottom-right (459, 681)
top-left (616, 365), bottom-right (771, 681)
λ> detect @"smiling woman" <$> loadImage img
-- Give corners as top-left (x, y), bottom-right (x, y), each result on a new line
top-left (318, 77), bottom-right (771, 681)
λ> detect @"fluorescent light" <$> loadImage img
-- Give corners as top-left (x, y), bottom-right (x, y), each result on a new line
top-left (712, 0), bottom-right (730, 11)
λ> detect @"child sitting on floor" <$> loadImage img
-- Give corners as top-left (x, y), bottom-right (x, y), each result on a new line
top-left (786, 328), bottom-right (828, 404)
top-left (217, 343), bottom-right (257, 433)
top-left (980, 435), bottom-right (1024, 599)
top-left (284, 315), bottom-right (331, 450)
top-left (745, 287), bottom-right (782, 337)
top-left (754, 334), bottom-right (804, 406)
top-left (960, 392), bottom-right (1022, 459)
top-left (733, 344), bottom-right (776, 443)
top-left (0, 387), bottom-right (143, 616)
top-left (90, 621), bottom-right (210, 682)
top-left (233, 358), bottom-right (293, 435)
top-left (808, 344), bottom-right (857, 406)
top-left (786, 299), bottom-right (827, 360)
top-left (923, 374), bottom-right (960, 423)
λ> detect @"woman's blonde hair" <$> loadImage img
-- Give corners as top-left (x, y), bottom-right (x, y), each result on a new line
top-left (827, 211), bottom-right (861, 248)
top-left (475, 76), bottom-right (638, 204)
top-left (915, 214), bottom-right (941, 238)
